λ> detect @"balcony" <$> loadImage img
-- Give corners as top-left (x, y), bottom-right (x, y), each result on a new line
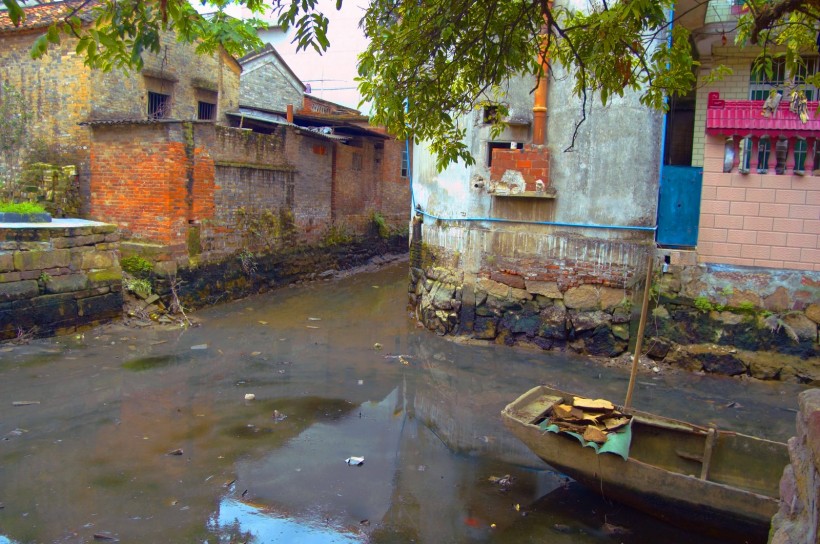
top-left (706, 92), bottom-right (820, 175)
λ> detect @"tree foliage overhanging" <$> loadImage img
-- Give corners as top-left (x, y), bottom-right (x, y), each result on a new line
top-left (3, 0), bottom-right (820, 168)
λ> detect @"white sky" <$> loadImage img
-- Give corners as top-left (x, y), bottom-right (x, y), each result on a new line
top-left (219, 0), bottom-right (370, 110)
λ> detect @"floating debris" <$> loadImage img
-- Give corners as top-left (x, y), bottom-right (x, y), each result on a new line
top-left (167, 449), bottom-right (184, 456)
top-left (345, 456), bottom-right (365, 466)
top-left (244, 394), bottom-right (256, 401)
top-left (488, 474), bottom-right (514, 487)
top-left (373, 343), bottom-right (382, 350)
top-left (12, 401), bottom-right (40, 406)
top-left (190, 344), bottom-right (208, 350)
top-left (258, 321), bottom-right (268, 325)
top-left (272, 410), bottom-right (287, 422)
top-left (308, 317), bottom-right (322, 321)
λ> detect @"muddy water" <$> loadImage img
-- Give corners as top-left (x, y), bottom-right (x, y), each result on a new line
top-left (0, 262), bottom-right (807, 544)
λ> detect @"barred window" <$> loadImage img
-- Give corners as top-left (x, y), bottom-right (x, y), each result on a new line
top-left (198, 101), bottom-right (216, 120)
top-left (148, 92), bottom-right (171, 119)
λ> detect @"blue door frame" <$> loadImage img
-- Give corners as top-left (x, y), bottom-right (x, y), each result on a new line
top-left (656, 165), bottom-right (703, 247)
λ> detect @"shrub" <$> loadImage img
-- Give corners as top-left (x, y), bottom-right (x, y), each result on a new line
top-left (0, 201), bottom-right (46, 214)
top-left (694, 296), bottom-right (714, 312)
top-left (121, 255), bottom-right (154, 278)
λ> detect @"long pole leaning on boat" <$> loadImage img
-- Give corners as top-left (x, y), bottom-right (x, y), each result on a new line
top-left (624, 248), bottom-right (655, 410)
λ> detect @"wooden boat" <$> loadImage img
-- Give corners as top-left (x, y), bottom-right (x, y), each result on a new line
top-left (501, 385), bottom-right (789, 542)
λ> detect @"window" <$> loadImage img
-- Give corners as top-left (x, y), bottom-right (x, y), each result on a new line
top-left (487, 141), bottom-right (523, 167)
top-left (483, 106), bottom-right (500, 124)
top-left (198, 101), bottom-right (216, 120)
top-left (750, 57), bottom-right (819, 100)
top-left (400, 144), bottom-right (409, 178)
top-left (148, 91), bottom-right (171, 119)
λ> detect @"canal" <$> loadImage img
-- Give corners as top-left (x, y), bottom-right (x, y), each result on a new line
top-left (0, 261), bottom-right (806, 543)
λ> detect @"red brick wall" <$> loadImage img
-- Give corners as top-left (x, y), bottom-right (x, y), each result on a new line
top-left (90, 124), bottom-right (181, 244)
top-left (490, 143), bottom-right (550, 190)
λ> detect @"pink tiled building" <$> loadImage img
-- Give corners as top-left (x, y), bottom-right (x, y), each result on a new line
top-left (677, 2), bottom-right (819, 272)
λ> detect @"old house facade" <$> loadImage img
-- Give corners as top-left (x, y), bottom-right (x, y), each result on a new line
top-left (0, 0), bottom-right (240, 211)
top-left (409, 0), bottom-right (818, 381)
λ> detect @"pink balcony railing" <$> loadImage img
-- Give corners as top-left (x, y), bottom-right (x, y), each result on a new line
top-left (705, 92), bottom-right (820, 175)
top-left (706, 91), bottom-right (820, 137)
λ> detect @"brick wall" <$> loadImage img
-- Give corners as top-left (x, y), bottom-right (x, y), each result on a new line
top-left (239, 49), bottom-right (303, 113)
top-left (290, 131), bottom-right (334, 241)
top-left (699, 134), bottom-right (819, 271)
top-left (0, 24), bottom-right (240, 216)
top-left (379, 139), bottom-right (411, 227)
top-left (489, 144), bottom-right (550, 190)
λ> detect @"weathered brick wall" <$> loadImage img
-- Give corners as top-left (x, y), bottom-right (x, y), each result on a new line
top-left (379, 139), bottom-right (411, 228)
top-left (0, 30), bottom-right (93, 178)
top-left (239, 50), bottom-right (304, 113)
top-left (490, 144), bottom-right (551, 191)
top-left (290, 132), bottom-right (334, 241)
top-left (88, 122), bottom-right (202, 247)
top-left (0, 24), bottom-right (240, 217)
top-left (333, 142), bottom-right (378, 231)
top-left (0, 222), bottom-right (122, 340)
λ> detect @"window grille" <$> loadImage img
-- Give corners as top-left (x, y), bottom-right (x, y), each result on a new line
top-left (198, 101), bottom-right (216, 120)
top-left (749, 57), bottom-right (819, 100)
top-left (401, 145), bottom-right (409, 178)
top-left (148, 91), bottom-right (171, 119)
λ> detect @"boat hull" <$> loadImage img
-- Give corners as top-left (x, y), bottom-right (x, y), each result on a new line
top-left (502, 385), bottom-right (788, 542)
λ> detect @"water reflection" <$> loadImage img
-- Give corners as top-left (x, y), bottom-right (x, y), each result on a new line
top-left (0, 261), bottom-right (808, 544)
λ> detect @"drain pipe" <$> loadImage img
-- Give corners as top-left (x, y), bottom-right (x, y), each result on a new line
top-left (532, 12), bottom-right (550, 145)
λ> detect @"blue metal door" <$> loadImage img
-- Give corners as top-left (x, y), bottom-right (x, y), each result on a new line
top-left (656, 165), bottom-right (703, 247)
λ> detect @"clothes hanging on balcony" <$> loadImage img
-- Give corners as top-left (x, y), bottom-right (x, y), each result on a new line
top-left (762, 91), bottom-right (782, 117)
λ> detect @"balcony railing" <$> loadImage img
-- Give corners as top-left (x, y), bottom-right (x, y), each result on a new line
top-left (706, 92), bottom-right (820, 175)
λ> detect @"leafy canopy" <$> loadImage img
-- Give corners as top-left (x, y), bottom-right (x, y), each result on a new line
top-left (4, 0), bottom-right (820, 168)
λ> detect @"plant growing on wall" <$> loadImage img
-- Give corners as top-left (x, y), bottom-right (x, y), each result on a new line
top-left (235, 206), bottom-right (296, 253)
top-left (0, 82), bottom-right (31, 189)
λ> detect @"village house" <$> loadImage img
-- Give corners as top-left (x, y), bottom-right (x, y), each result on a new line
top-left (0, 2), bottom-right (408, 266)
top-left (1, 1), bottom-right (409, 338)
top-left (408, 0), bottom-right (818, 380)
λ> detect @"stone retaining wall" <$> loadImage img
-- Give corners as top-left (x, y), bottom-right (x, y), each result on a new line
top-left (769, 389), bottom-right (820, 544)
top-left (0, 221), bottom-right (122, 340)
top-left (410, 238), bottom-right (818, 382)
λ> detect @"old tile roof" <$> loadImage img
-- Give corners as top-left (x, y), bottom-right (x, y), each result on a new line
top-left (0, 0), bottom-right (94, 33)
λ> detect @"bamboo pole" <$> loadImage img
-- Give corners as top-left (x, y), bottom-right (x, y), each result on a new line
top-left (624, 249), bottom-right (654, 410)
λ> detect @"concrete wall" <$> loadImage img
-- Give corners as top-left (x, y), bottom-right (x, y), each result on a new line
top-left (408, 47), bottom-right (661, 353)
top-left (0, 221), bottom-right (122, 340)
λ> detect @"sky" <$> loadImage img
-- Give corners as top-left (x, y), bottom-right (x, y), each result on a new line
top-left (222, 0), bottom-right (370, 111)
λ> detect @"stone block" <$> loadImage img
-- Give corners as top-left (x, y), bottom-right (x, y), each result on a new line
top-left (806, 304), bottom-right (820, 325)
top-left (0, 280), bottom-right (39, 302)
top-left (28, 293), bottom-right (78, 331)
top-left (45, 274), bottom-right (90, 294)
top-left (77, 292), bottom-right (123, 322)
top-left (782, 313), bottom-right (819, 341)
top-left (526, 279), bottom-right (562, 299)
top-left (18, 241), bottom-right (51, 251)
top-left (0, 252), bottom-right (13, 272)
top-left (490, 271), bottom-right (526, 289)
top-left (13, 249), bottom-right (70, 271)
top-left (765, 287), bottom-right (792, 313)
top-left (80, 251), bottom-right (116, 270)
top-left (798, 389), bottom-right (820, 469)
top-left (599, 286), bottom-right (627, 310)
top-left (563, 285), bottom-right (599, 310)
top-left (154, 260), bottom-right (178, 276)
top-left (476, 278), bottom-right (509, 299)
top-left (87, 267), bottom-right (123, 286)
top-left (0, 272), bottom-right (22, 283)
